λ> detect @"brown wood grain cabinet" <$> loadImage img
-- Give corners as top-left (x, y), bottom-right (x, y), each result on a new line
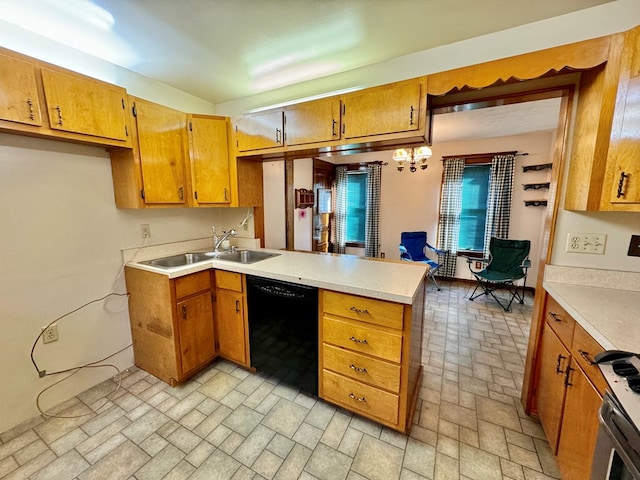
top-left (284, 97), bottom-right (341, 146)
top-left (341, 79), bottom-right (422, 139)
top-left (187, 114), bottom-right (233, 206)
top-left (319, 285), bottom-right (425, 434)
top-left (124, 267), bottom-right (215, 386)
top-left (214, 270), bottom-right (249, 367)
top-left (564, 26), bottom-right (640, 212)
top-left (235, 109), bottom-right (284, 152)
top-left (534, 292), bottom-right (606, 479)
top-left (0, 52), bottom-right (42, 126)
top-left (40, 67), bottom-right (130, 142)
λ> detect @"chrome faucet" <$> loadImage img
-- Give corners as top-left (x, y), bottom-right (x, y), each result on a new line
top-left (213, 228), bottom-right (237, 252)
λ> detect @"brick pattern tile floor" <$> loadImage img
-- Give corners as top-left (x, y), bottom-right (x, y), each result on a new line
top-left (0, 281), bottom-right (560, 480)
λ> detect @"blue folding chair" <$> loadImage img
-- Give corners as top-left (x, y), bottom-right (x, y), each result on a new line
top-left (399, 231), bottom-right (445, 290)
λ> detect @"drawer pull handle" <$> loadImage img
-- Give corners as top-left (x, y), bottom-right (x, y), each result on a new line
top-left (578, 349), bottom-right (596, 365)
top-left (564, 366), bottom-right (574, 387)
top-left (555, 354), bottom-right (566, 374)
top-left (349, 336), bottom-right (368, 345)
top-left (182, 305), bottom-right (187, 319)
top-left (549, 312), bottom-right (562, 322)
top-left (349, 393), bottom-right (366, 402)
top-left (349, 364), bottom-right (368, 374)
top-left (617, 171), bottom-right (629, 198)
top-left (350, 306), bottom-right (369, 314)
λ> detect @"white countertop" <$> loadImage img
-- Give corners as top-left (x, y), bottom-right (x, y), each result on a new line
top-left (126, 246), bottom-right (428, 305)
top-left (543, 265), bottom-right (640, 352)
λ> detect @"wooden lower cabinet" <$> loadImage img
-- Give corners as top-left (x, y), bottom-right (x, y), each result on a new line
top-left (124, 267), bottom-right (215, 386)
top-left (319, 284), bottom-right (425, 433)
top-left (535, 292), bottom-right (607, 478)
top-left (556, 359), bottom-right (603, 480)
top-left (214, 270), bottom-right (249, 367)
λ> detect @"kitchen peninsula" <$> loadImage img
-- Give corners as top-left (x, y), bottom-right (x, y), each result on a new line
top-left (125, 245), bottom-right (428, 433)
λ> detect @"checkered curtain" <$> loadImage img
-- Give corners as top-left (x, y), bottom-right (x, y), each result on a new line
top-left (437, 157), bottom-right (465, 277)
top-left (332, 165), bottom-right (348, 254)
top-left (483, 154), bottom-right (515, 258)
top-left (364, 164), bottom-right (381, 258)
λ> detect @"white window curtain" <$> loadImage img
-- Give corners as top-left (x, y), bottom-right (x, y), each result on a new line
top-left (483, 154), bottom-right (515, 258)
top-left (437, 158), bottom-right (465, 277)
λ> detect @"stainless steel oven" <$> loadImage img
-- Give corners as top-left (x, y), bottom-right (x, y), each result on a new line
top-left (592, 350), bottom-right (640, 480)
top-left (592, 393), bottom-right (640, 479)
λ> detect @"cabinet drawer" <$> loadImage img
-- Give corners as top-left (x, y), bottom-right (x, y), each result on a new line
top-left (175, 271), bottom-right (211, 299)
top-left (322, 370), bottom-right (399, 425)
top-left (323, 343), bottom-right (401, 393)
top-left (323, 290), bottom-right (403, 330)
top-left (545, 295), bottom-right (575, 347)
top-left (216, 270), bottom-right (243, 292)
top-left (323, 316), bottom-right (402, 363)
top-left (571, 322), bottom-right (608, 395)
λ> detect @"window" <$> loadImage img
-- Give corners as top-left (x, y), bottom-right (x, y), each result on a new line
top-left (345, 171), bottom-right (367, 244)
top-left (459, 164), bottom-right (490, 252)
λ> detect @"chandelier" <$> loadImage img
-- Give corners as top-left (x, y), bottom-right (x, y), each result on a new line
top-left (392, 146), bottom-right (432, 172)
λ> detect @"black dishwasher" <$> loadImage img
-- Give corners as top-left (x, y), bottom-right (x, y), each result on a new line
top-left (246, 275), bottom-right (318, 395)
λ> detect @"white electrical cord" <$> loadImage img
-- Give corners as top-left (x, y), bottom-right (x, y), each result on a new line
top-left (31, 237), bottom-right (149, 418)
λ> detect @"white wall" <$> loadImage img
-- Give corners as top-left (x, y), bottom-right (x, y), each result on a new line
top-left (0, 133), bottom-right (253, 433)
top-left (263, 160), bottom-right (286, 249)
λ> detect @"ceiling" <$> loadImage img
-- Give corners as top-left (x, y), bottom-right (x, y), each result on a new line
top-left (0, 0), bottom-right (614, 105)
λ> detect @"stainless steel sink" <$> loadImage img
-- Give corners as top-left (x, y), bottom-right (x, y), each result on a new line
top-left (140, 250), bottom-right (279, 269)
top-left (140, 252), bottom-right (214, 268)
top-left (213, 250), bottom-right (280, 264)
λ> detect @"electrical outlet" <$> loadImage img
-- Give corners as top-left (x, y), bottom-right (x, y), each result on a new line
top-left (42, 324), bottom-right (59, 344)
top-left (141, 224), bottom-right (151, 240)
top-left (566, 233), bottom-right (607, 254)
top-left (628, 235), bottom-right (640, 257)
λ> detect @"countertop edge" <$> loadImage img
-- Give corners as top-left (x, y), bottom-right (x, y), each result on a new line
top-left (126, 250), bottom-right (427, 305)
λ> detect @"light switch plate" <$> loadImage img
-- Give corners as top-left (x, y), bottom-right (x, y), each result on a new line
top-left (566, 233), bottom-right (606, 254)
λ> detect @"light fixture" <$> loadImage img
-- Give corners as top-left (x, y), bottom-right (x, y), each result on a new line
top-left (392, 146), bottom-right (432, 172)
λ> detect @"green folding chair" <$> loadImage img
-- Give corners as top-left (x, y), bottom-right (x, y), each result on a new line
top-left (465, 237), bottom-right (531, 311)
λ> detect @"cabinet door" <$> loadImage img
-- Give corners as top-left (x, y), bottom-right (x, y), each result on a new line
top-left (177, 292), bottom-right (215, 376)
top-left (0, 53), bottom-right (42, 126)
top-left (40, 67), bottom-right (128, 141)
top-left (536, 324), bottom-right (570, 452)
top-left (285, 97), bottom-right (341, 146)
top-left (188, 115), bottom-right (231, 204)
top-left (556, 360), bottom-right (602, 480)
top-left (609, 74), bottom-right (640, 204)
top-left (215, 289), bottom-right (247, 364)
top-left (342, 81), bottom-right (421, 139)
top-left (134, 98), bottom-right (188, 204)
top-left (235, 110), bottom-right (283, 152)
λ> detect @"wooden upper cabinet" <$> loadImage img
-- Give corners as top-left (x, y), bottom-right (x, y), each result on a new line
top-left (341, 80), bottom-right (422, 139)
top-left (607, 27), bottom-right (640, 206)
top-left (0, 53), bottom-right (42, 126)
top-left (40, 67), bottom-right (129, 141)
top-left (134, 98), bottom-right (188, 205)
top-left (284, 97), bottom-right (341, 146)
top-left (188, 114), bottom-right (232, 205)
top-left (235, 110), bottom-right (284, 152)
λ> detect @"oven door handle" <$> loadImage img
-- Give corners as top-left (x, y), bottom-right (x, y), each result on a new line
top-left (599, 395), bottom-right (640, 478)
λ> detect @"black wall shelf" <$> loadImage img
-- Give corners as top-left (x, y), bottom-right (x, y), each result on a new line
top-left (522, 163), bottom-right (553, 172)
top-left (523, 182), bottom-right (551, 191)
